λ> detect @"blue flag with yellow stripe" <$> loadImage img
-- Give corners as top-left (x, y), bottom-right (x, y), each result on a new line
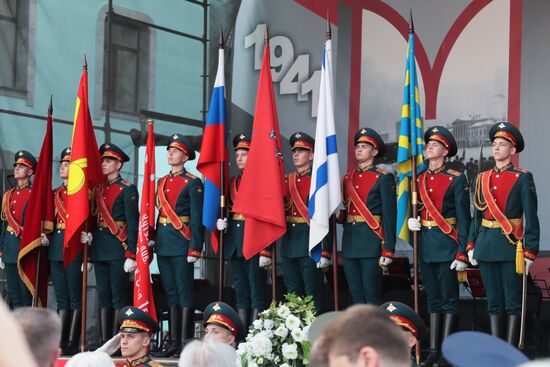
top-left (396, 31), bottom-right (426, 243)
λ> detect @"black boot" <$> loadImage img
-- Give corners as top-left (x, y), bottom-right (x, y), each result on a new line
top-left (489, 314), bottom-right (505, 340)
top-left (174, 308), bottom-right (194, 358)
top-left (58, 309), bottom-right (71, 351)
top-left (422, 313), bottom-right (442, 367)
top-left (251, 309), bottom-right (260, 324)
top-left (238, 309), bottom-right (250, 329)
top-left (437, 314), bottom-right (458, 367)
top-left (63, 309), bottom-right (82, 355)
top-left (154, 307), bottom-right (181, 357)
top-left (506, 314), bottom-right (520, 347)
top-left (112, 308), bottom-right (120, 337)
top-left (99, 308), bottom-right (113, 346)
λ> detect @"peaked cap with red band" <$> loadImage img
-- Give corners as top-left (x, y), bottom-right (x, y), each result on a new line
top-left (233, 133), bottom-right (251, 151)
top-left (289, 131), bottom-right (315, 152)
top-left (99, 143), bottom-right (130, 162)
top-left (424, 125), bottom-right (458, 157)
top-left (489, 121), bottom-right (524, 153)
top-left (13, 150), bottom-right (37, 170)
top-left (117, 306), bottom-right (159, 334)
top-left (167, 133), bottom-right (196, 160)
top-left (354, 127), bottom-right (385, 157)
top-left (380, 301), bottom-right (427, 342)
top-left (203, 301), bottom-right (245, 341)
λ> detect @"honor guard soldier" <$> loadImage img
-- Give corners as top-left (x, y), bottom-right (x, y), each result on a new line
top-left (282, 132), bottom-right (329, 312)
top-left (341, 128), bottom-right (396, 305)
top-left (83, 143), bottom-right (139, 346)
top-left (468, 122), bottom-right (539, 345)
top-left (153, 134), bottom-right (204, 357)
top-left (216, 133), bottom-right (267, 327)
top-left (0, 150), bottom-right (37, 308)
top-left (203, 301), bottom-right (245, 346)
top-left (407, 126), bottom-right (470, 365)
top-left (48, 147), bottom-right (84, 355)
top-left (381, 301), bottom-right (428, 367)
top-left (117, 306), bottom-right (164, 367)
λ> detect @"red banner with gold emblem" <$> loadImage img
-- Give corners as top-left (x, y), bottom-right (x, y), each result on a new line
top-left (63, 61), bottom-right (104, 267)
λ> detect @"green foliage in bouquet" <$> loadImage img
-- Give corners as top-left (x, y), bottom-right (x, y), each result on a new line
top-left (237, 294), bottom-right (316, 367)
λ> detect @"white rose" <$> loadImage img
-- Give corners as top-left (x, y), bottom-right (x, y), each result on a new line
top-left (291, 328), bottom-right (305, 342)
top-left (251, 333), bottom-right (272, 357)
top-left (280, 364), bottom-right (291, 367)
top-left (278, 305), bottom-right (291, 317)
top-left (282, 343), bottom-right (298, 360)
top-left (274, 325), bottom-right (289, 338)
top-left (285, 314), bottom-right (301, 330)
top-left (263, 319), bottom-right (275, 330)
top-left (302, 325), bottom-right (310, 337)
top-left (253, 319), bottom-right (263, 330)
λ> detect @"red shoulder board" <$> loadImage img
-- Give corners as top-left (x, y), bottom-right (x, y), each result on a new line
top-left (185, 172), bottom-right (197, 180)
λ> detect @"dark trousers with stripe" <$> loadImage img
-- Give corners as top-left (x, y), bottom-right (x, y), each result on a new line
top-left (420, 261), bottom-right (459, 314)
top-left (51, 259), bottom-right (83, 310)
top-left (94, 259), bottom-right (129, 309)
top-left (229, 255), bottom-right (266, 310)
top-left (157, 255), bottom-right (194, 308)
top-left (478, 261), bottom-right (521, 315)
top-left (282, 256), bottom-right (324, 311)
top-left (5, 263), bottom-right (32, 308)
top-left (343, 257), bottom-right (381, 305)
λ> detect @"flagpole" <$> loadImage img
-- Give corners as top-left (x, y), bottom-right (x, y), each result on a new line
top-left (330, 216), bottom-right (339, 310)
top-left (271, 244), bottom-right (277, 302)
top-left (79, 55), bottom-right (89, 353)
top-left (408, 11), bottom-right (421, 366)
top-left (217, 30), bottom-right (226, 302)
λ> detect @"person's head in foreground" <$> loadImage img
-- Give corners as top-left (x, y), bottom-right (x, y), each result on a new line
top-left (178, 339), bottom-right (236, 367)
top-left (319, 305), bottom-right (410, 367)
top-left (442, 331), bottom-right (528, 367)
top-left (13, 307), bottom-right (61, 367)
top-left (65, 351), bottom-right (115, 367)
top-left (117, 306), bottom-right (159, 363)
top-left (202, 301), bottom-right (245, 346)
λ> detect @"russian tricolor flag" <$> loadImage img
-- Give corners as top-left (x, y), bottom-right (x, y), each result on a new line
top-left (197, 46), bottom-right (227, 253)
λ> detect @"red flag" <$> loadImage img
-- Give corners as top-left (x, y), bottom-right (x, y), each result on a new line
top-left (17, 100), bottom-right (54, 306)
top-left (64, 60), bottom-right (104, 267)
top-left (133, 121), bottom-right (157, 320)
top-left (232, 40), bottom-right (286, 259)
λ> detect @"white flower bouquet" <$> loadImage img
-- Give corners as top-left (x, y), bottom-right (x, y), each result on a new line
top-left (237, 294), bottom-right (316, 367)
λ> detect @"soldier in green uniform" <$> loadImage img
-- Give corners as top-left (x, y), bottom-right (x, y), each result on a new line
top-left (82, 143), bottom-right (139, 346)
top-left (469, 122), bottom-right (539, 345)
top-left (281, 132), bottom-right (330, 312)
top-left (341, 128), bottom-right (396, 305)
top-left (48, 147), bottom-right (85, 354)
top-left (202, 301), bottom-right (246, 346)
top-left (0, 150), bottom-right (37, 308)
top-left (381, 301), bottom-right (428, 367)
top-left (216, 133), bottom-right (267, 327)
top-left (117, 306), bottom-right (164, 367)
top-left (153, 134), bottom-right (204, 357)
top-left (407, 126), bottom-right (470, 365)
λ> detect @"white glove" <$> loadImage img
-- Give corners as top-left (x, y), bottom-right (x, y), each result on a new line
top-left (407, 216), bottom-right (421, 232)
top-left (123, 258), bottom-right (137, 273)
top-left (80, 231), bottom-right (93, 245)
top-left (148, 240), bottom-right (155, 247)
top-left (317, 257), bottom-right (331, 269)
top-left (187, 256), bottom-right (198, 263)
top-left (216, 218), bottom-right (228, 231)
top-left (0, 258), bottom-right (4, 270)
top-left (40, 233), bottom-right (50, 247)
top-left (81, 262), bottom-right (93, 273)
top-left (259, 256), bottom-right (272, 268)
top-left (96, 332), bottom-right (121, 356)
top-left (450, 260), bottom-right (468, 272)
top-left (525, 259), bottom-right (533, 275)
top-left (379, 256), bottom-right (393, 267)
top-left (468, 250), bottom-right (478, 266)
